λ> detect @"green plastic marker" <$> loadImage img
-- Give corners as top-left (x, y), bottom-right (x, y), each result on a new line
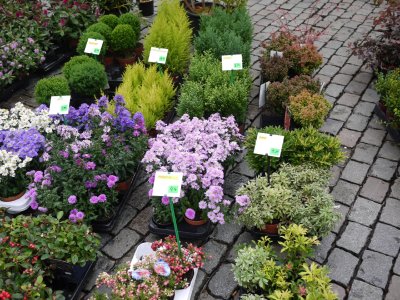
top-left (168, 193), bottom-right (182, 258)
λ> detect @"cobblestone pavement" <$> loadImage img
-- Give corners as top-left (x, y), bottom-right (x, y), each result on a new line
top-left (2, 0), bottom-right (400, 299)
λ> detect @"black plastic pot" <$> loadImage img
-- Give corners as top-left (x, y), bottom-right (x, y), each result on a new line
top-left (149, 217), bottom-right (212, 240)
top-left (138, 0), bottom-right (154, 16)
top-left (374, 102), bottom-right (400, 142)
top-left (181, 2), bottom-right (223, 36)
top-left (0, 77), bottom-right (29, 102)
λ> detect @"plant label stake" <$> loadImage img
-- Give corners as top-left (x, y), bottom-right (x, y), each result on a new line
top-left (221, 54), bottom-right (242, 83)
top-left (152, 171), bottom-right (183, 257)
top-left (84, 38), bottom-right (103, 56)
top-left (259, 81), bottom-right (270, 108)
top-left (319, 82), bottom-right (325, 94)
top-left (254, 133), bottom-right (284, 185)
top-left (49, 96), bottom-right (71, 115)
top-left (270, 50), bottom-right (283, 58)
top-left (148, 47), bottom-right (169, 64)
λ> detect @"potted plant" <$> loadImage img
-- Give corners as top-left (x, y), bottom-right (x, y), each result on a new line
top-left (118, 12), bottom-right (143, 58)
top-left (143, 0), bottom-right (192, 76)
top-left (99, 14), bottom-right (120, 30)
top-left (93, 236), bottom-right (205, 299)
top-left (260, 55), bottom-right (291, 83)
top-left (34, 75), bottom-right (71, 106)
top-left (110, 24), bottom-right (139, 67)
top-left (288, 90), bottom-right (332, 128)
top-left (142, 114), bottom-right (243, 227)
top-left (138, 0), bottom-right (155, 16)
top-left (233, 224), bottom-right (338, 299)
top-left (232, 163), bottom-right (339, 238)
top-left (96, 0), bottom-right (132, 15)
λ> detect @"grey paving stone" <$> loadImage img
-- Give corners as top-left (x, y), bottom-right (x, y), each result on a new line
top-left (129, 206), bottom-right (153, 236)
top-left (370, 158), bottom-right (397, 181)
top-left (111, 205), bottom-right (137, 235)
top-left (319, 65), bottom-right (340, 77)
top-left (353, 101), bottom-right (375, 117)
top-left (349, 197), bottom-right (381, 227)
top-left (378, 141), bottom-right (400, 161)
top-left (333, 203), bottom-right (350, 234)
top-left (327, 248), bottom-right (359, 285)
top-left (368, 114), bottom-right (386, 130)
top-left (102, 228), bottom-right (141, 260)
top-left (331, 180), bottom-right (360, 206)
top-left (99, 233), bottom-right (113, 248)
top-left (332, 73), bottom-right (353, 86)
top-left (348, 279), bottom-right (383, 300)
top-left (83, 256), bottom-right (115, 292)
top-left (390, 178), bottom-right (400, 199)
top-left (227, 231), bottom-right (253, 262)
top-left (212, 223), bottom-right (243, 244)
top-left (357, 250), bottom-right (393, 289)
top-left (369, 223), bottom-right (400, 257)
top-left (325, 83), bottom-right (345, 99)
top-left (325, 40), bottom-right (343, 50)
top-left (337, 221), bottom-right (371, 254)
top-left (332, 283), bottom-right (346, 300)
top-left (127, 181), bottom-right (152, 210)
top-left (198, 290), bottom-right (218, 300)
top-left (386, 275), bottom-right (400, 300)
top-left (340, 64), bottom-right (360, 76)
top-left (321, 47), bottom-right (336, 59)
top-left (314, 232), bottom-right (336, 264)
top-left (352, 143), bottom-right (379, 164)
top-left (380, 198), bottom-right (400, 229)
top-left (359, 177), bottom-right (390, 203)
top-left (208, 263), bottom-right (237, 299)
top-left (224, 173), bottom-right (249, 198)
top-left (337, 92), bottom-right (360, 107)
top-left (341, 160), bottom-right (369, 184)
top-left (362, 88), bottom-right (380, 103)
top-left (346, 114), bottom-right (369, 132)
top-left (345, 80), bottom-right (368, 95)
top-left (360, 128), bottom-right (386, 146)
top-left (329, 165), bottom-right (342, 187)
top-left (338, 128), bottom-right (362, 148)
top-left (233, 159), bottom-right (255, 178)
top-left (329, 55), bottom-right (348, 67)
top-left (190, 269), bottom-right (207, 300)
top-left (320, 118), bottom-right (344, 136)
top-left (329, 105), bottom-right (352, 122)
top-left (394, 256), bottom-right (400, 275)
top-left (202, 240), bottom-right (228, 274)
top-left (354, 72), bottom-right (373, 84)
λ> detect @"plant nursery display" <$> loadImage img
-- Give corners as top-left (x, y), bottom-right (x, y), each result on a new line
top-left (194, 7), bottom-right (253, 67)
top-left (232, 164), bottom-right (338, 237)
top-left (245, 126), bottom-right (345, 174)
top-left (111, 24), bottom-right (139, 66)
top-left (27, 95), bottom-right (147, 223)
top-left (260, 55), bottom-right (291, 83)
top-left (177, 52), bottom-right (252, 125)
top-left (99, 14), bottom-right (120, 30)
top-left (76, 32), bottom-right (108, 57)
top-left (86, 22), bottom-right (113, 45)
top-left (114, 62), bottom-right (176, 129)
top-left (93, 236), bottom-right (205, 299)
top-left (142, 114), bottom-right (243, 225)
top-left (143, 0), bottom-right (192, 75)
top-left (34, 76), bottom-right (71, 106)
top-left (233, 224), bottom-right (338, 299)
top-left (0, 212), bottom-right (100, 299)
top-left (375, 68), bottom-right (400, 126)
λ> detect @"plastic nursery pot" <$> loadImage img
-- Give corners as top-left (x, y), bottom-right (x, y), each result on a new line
top-left (115, 177), bottom-right (132, 192)
top-left (181, 2), bottom-right (222, 36)
top-left (152, 215), bottom-right (173, 228)
top-left (103, 55), bottom-right (114, 67)
top-left (138, 0), bottom-right (154, 17)
top-left (0, 191), bottom-right (26, 202)
top-left (184, 216), bottom-right (207, 226)
top-left (135, 42), bottom-right (144, 60)
top-left (116, 53), bottom-right (137, 68)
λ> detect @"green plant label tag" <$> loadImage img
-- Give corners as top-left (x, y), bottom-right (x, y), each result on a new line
top-left (254, 133), bottom-right (284, 157)
top-left (49, 96), bottom-right (71, 115)
top-left (152, 171), bottom-right (183, 197)
top-left (222, 54), bottom-right (243, 71)
top-left (148, 47), bottom-right (169, 64)
top-left (84, 38), bottom-right (103, 55)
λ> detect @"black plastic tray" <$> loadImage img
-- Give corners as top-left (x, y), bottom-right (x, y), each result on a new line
top-left (149, 218), bottom-right (212, 240)
top-left (0, 79), bottom-right (29, 102)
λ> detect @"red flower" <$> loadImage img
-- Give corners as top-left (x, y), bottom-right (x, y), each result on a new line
top-left (15, 11), bottom-right (23, 18)
top-left (59, 18), bottom-right (67, 27)
top-left (298, 285), bottom-right (307, 296)
top-left (0, 290), bottom-right (11, 300)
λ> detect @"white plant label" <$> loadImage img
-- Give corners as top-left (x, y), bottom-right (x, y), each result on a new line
top-left (84, 38), bottom-right (103, 55)
top-left (148, 47), bottom-right (168, 64)
top-left (258, 81), bottom-right (270, 108)
top-left (221, 54), bottom-right (243, 71)
top-left (319, 81), bottom-right (326, 94)
top-left (152, 171), bottom-right (183, 198)
top-left (254, 133), bottom-right (284, 157)
top-left (270, 50), bottom-right (283, 58)
top-left (48, 96), bottom-right (71, 115)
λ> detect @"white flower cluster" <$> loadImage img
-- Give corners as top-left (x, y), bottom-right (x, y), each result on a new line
top-left (0, 102), bottom-right (55, 133)
top-left (0, 150), bottom-right (32, 178)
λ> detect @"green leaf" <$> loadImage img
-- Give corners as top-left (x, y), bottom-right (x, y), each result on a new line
top-left (71, 254), bottom-right (78, 265)
top-left (57, 211), bottom-right (64, 220)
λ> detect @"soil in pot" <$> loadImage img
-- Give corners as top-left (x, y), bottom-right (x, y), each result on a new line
top-left (0, 191), bottom-right (25, 202)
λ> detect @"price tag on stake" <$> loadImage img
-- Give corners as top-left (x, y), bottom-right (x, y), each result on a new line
top-left (221, 54), bottom-right (243, 71)
top-left (254, 133), bottom-right (284, 157)
top-left (49, 96), bottom-right (71, 115)
top-left (270, 50), bottom-right (283, 58)
top-left (148, 47), bottom-right (169, 64)
top-left (84, 38), bottom-right (103, 55)
top-left (259, 81), bottom-right (270, 108)
top-left (152, 171), bottom-right (183, 197)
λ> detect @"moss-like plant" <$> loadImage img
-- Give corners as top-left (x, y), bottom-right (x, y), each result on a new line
top-left (86, 22), bottom-right (113, 44)
top-left (176, 52), bottom-right (251, 124)
top-left (113, 62), bottom-right (175, 129)
top-left (194, 7), bottom-right (252, 67)
top-left (143, 0), bottom-right (192, 75)
top-left (110, 24), bottom-right (138, 57)
top-left (376, 68), bottom-right (400, 126)
top-left (76, 31), bottom-right (108, 57)
top-left (288, 90), bottom-right (332, 128)
top-left (245, 126), bottom-right (345, 174)
top-left (99, 14), bottom-right (119, 30)
top-left (118, 13), bottom-right (141, 40)
top-left (62, 55), bottom-right (94, 80)
top-left (34, 76), bottom-right (70, 105)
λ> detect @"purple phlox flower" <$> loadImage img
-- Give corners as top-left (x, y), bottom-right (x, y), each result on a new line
top-left (185, 208), bottom-right (196, 220)
top-left (59, 150), bottom-right (69, 158)
top-left (49, 165), bottom-right (62, 173)
top-left (98, 194), bottom-right (107, 203)
top-left (26, 170), bottom-right (36, 177)
top-left (41, 179), bottom-right (52, 187)
top-left (34, 171), bottom-right (43, 183)
top-left (68, 195), bottom-right (77, 204)
top-left (38, 206), bottom-right (48, 213)
top-left (101, 133), bottom-right (110, 143)
top-left (161, 195), bottom-right (169, 205)
top-left (89, 196), bottom-right (99, 204)
top-left (41, 152), bottom-right (50, 162)
top-left (113, 94), bottom-right (125, 106)
top-left (98, 95), bottom-right (109, 108)
top-left (82, 154), bottom-right (91, 159)
top-left (27, 37), bottom-right (34, 44)
top-left (148, 188), bottom-right (153, 198)
top-left (76, 211), bottom-right (85, 220)
top-left (85, 161), bottom-right (96, 170)
top-left (0, 128), bottom-right (45, 159)
top-left (235, 195), bottom-right (250, 207)
top-left (223, 199), bottom-right (231, 206)
top-left (85, 181), bottom-right (97, 189)
top-left (205, 186), bottom-right (224, 203)
top-left (30, 200), bottom-right (39, 210)
top-left (198, 201), bottom-right (207, 210)
top-left (94, 174), bottom-right (108, 182)
top-left (107, 175), bottom-right (119, 188)
top-left (148, 175), bottom-right (155, 184)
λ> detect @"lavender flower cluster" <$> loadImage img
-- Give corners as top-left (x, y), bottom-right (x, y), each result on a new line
top-left (0, 128), bottom-right (45, 159)
top-left (142, 114), bottom-right (243, 224)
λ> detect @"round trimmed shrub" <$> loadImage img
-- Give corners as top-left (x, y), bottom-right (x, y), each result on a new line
top-left (63, 55), bottom-right (95, 80)
top-left (110, 24), bottom-right (138, 54)
top-left (99, 14), bottom-right (119, 30)
top-left (118, 13), bottom-right (141, 39)
top-left (86, 22), bottom-right (112, 44)
top-left (34, 76), bottom-right (70, 105)
top-left (76, 32), bottom-right (108, 56)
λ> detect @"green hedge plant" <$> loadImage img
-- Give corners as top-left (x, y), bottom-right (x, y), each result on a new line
top-left (376, 68), bottom-right (400, 126)
top-left (110, 24), bottom-right (138, 57)
top-left (76, 31), bottom-right (108, 57)
top-left (86, 22), bottom-right (113, 44)
top-left (34, 76), bottom-right (70, 106)
top-left (99, 14), bottom-right (119, 30)
top-left (118, 13), bottom-right (141, 40)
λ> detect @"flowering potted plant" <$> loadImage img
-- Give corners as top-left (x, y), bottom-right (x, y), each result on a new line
top-left (94, 235), bottom-right (205, 300)
top-left (142, 113), bottom-right (243, 227)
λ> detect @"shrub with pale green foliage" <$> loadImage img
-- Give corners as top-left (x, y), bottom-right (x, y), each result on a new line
top-left (143, 0), bottom-right (192, 75)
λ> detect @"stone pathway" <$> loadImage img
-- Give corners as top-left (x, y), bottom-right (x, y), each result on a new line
top-left (2, 0), bottom-right (400, 299)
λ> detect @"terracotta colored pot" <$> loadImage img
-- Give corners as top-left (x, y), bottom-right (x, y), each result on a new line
top-left (116, 53), bottom-right (137, 68)
top-left (238, 123), bottom-right (245, 135)
top-left (134, 43), bottom-right (144, 59)
top-left (260, 222), bottom-right (279, 235)
top-left (0, 191), bottom-right (25, 202)
top-left (184, 216), bottom-right (207, 226)
top-left (116, 178), bottom-right (132, 192)
top-left (103, 55), bottom-right (114, 67)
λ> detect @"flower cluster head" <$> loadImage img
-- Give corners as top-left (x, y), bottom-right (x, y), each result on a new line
top-left (69, 209), bottom-right (85, 223)
top-left (142, 114), bottom-right (243, 224)
top-left (0, 150), bottom-right (32, 178)
top-left (0, 128), bottom-right (45, 159)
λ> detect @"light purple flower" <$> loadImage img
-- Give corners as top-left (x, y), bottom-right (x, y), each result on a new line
top-left (90, 196), bottom-right (99, 204)
top-left (161, 196), bottom-right (169, 205)
top-left (68, 195), bottom-right (77, 204)
top-left (34, 171), bottom-right (43, 183)
top-left (30, 200), bottom-right (38, 210)
top-left (85, 161), bottom-right (96, 170)
top-left (76, 211), bottom-right (85, 220)
top-left (235, 195), bottom-right (250, 207)
top-left (185, 208), bottom-right (196, 220)
top-left (38, 206), bottom-right (48, 213)
top-left (198, 201), bottom-right (207, 209)
top-left (148, 188), bottom-right (153, 198)
top-left (98, 194), bottom-right (107, 203)
top-left (107, 175), bottom-right (118, 188)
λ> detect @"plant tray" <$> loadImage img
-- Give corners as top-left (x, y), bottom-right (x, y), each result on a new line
top-left (149, 218), bottom-right (212, 240)
top-left (259, 112), bottom-right (294, 130)
top-left (0, 78), bottom-right (29, 102)
top-left (131, 242), bottom-right (198, 300)
top-left (374, 103), bottom-right (400, 142)
top-left (39, 51), bottom-right (72, 73)
top-left (49, 260), bottom-right (96, 300)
